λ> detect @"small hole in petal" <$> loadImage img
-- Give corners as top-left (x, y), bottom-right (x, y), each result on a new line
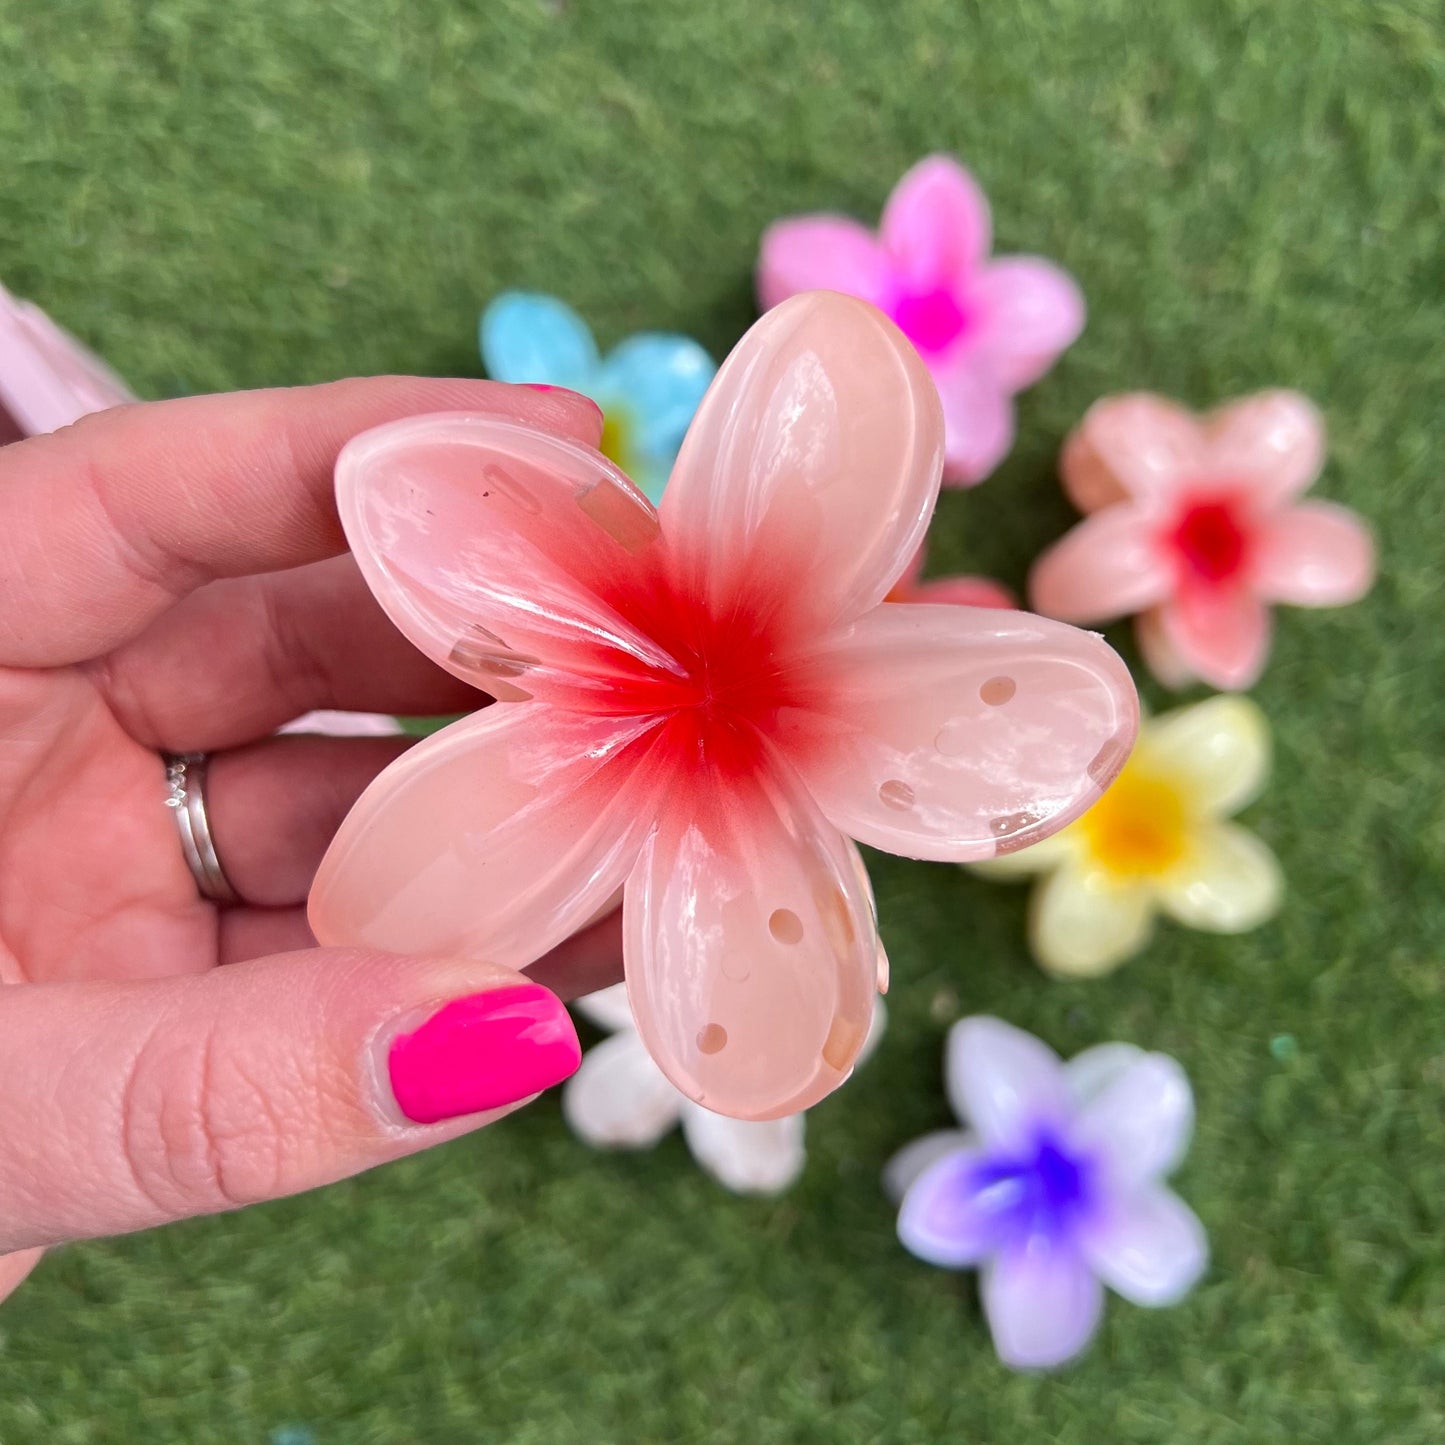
top-left (768, 908), bottom-right (804, 945)
top-left (879, 779), bottom-right (915, 810)
top-left (980, 675), bottom-right (1016, 706)
top-left (697, 1023), bottom-right (727, 1054)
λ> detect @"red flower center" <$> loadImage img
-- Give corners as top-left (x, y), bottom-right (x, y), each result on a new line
top-left (892, 286), bottom-right (971, 355)
top-left (1169, 495), bottom-right (1251, 585)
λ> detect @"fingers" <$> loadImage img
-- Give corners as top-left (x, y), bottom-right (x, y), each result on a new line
top-left (0, 949), bottom-right (586, 1253)
top-left (0, 378), bottom-right (604, 668)
top-left (93, 556), bottom-right (482, 751)
top-left (207, 734), bottom-right (412, 907)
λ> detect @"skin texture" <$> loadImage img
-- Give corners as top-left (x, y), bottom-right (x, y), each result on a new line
top-left (0, 378), bottom-right (624, 1299)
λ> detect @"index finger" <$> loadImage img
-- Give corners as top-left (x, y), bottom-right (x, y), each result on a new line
top-left (0, 377), bottom-right (603, 667)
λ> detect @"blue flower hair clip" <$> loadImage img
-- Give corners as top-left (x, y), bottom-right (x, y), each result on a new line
top-left (480, 291), bottom-right (715, 503)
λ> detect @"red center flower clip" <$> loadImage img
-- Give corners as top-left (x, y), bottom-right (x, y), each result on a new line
top-left (309, 293), bottom-right (1138, 1120)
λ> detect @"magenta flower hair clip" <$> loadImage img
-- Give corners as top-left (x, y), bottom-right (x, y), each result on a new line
top-left (886, 1017), bottom-right (1207, 1370)
top-left (758, 155), bottom-right (1085, 485)
top-left (1030, 391), bottom-right (1376, 690)
top-left (309, 292), bottom-right (1137, 1121)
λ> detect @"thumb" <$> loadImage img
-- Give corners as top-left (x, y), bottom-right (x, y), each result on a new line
top-left (0, 949), bottom-right (581, 1253)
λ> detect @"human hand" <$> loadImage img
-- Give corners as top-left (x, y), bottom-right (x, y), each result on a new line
top-left (0, 377), bottom-right (617, 1301)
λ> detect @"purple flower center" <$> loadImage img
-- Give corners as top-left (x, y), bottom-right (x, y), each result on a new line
top-left (891, 285), bottom-right (972, 355)
top-left (970, 1131), bottom-right (1094, 1242)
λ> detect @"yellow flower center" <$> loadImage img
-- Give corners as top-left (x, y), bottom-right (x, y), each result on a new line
top-left (598, 405), bottom-right (635, 474)
top-left (1079, 764), bottom-right (1189, 878)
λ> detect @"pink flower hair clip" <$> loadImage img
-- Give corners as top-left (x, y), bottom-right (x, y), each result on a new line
top-left (309, 292), bottom-right (1138, 1121)
top-left (1030, 391), bottom-right (1376, 690)
top-left (758, 155), bottom-right (1085, 486)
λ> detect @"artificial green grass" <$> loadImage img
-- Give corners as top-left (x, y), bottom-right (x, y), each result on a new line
top-left (1, 1), bottom-right (1443, 1440)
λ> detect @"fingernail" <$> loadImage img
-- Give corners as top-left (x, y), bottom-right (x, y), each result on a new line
top-left (523, 383), bottom-right (603, 415)
top-left (387, 984), bottom-right (580, 1124)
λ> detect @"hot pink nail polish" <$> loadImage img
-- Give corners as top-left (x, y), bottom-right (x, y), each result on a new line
top-left (387, 984), bottom-right (581, 1124)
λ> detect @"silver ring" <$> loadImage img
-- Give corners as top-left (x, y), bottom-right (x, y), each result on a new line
top-left (163, 753), bottom-right (240, 905)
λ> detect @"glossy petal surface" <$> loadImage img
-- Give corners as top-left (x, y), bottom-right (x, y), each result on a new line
top-left (1145, 695), bottom-right (1270, 817)
top-left (897, 1148), bottom-right (1002, 1267)
top-left (786, 604), bottom-right (1138, 862)
top-left (480, 291), bottom-right (599, 392)
top-left (933, 361), bottom-right (1014, 485)
top-left (1205, 389), bottom-right (1324, 506)
top-left (336, 412), bottom-right (679, 707)
top-left (983, 1236), bottom-right (1104, 1370)
top-left (1158, 823), bottom-right (1283, 932)
top-left (1029, 505), bottom-right (1173, 622)
top-left (1252, 500), bottom-right (1376, 606)
top-left (1073, 1052), bottom-right (1195, 1188)
top-left (1155, 585), bottom-right (1272, 691)
top-left (945, 1016), bottom-right (1069, 1147)
top-left (1061, 394), bottom-right (1205, 511)
top-left (879, 154), bottom-right (991, 288)
top-left (622, 743), bottom-right (878, 1120)
top-left (756, 216), bottom-right (891, 310)
top-left (1081, 1187), bottom-right (1208, 1307)
top-left (661, 292), bottom-right (944, 633)
top-left (970, 257), bottom-right (1086, 391)
top-left (883, 1129), bottom-right (975, 1203)
top-left (1030, 863), bottom-right (1154, 977)
top-left (309, 706), bottom-right (659, 968)
top-left (680, 1106), bottom-right (807, 1196)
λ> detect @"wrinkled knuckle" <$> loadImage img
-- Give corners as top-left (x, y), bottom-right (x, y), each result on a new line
top-left (119, 1025), bottom-right (287, 1218)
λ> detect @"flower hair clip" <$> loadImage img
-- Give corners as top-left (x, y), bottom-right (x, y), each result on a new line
top-left (758, 155), bottom-right (1085, 485)
top-left (310, 292), bottom-right (1137, 1120)
top-left (886, 1017), bottom-right (1207, 1370)
top-left (1030, 391), bottom-right (1376, 690)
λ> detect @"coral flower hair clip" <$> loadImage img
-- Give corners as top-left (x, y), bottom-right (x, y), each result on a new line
top-left (310, 293), bottom-right (1138, 1120)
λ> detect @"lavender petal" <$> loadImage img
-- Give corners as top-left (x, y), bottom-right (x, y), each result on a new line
top-left (945, 1016), bottom-right (1070, 1147)
top-left (1080, 1184), bottom-right (1208, 1307)
top-left (981, 1234), bottom-right (1104, 1370)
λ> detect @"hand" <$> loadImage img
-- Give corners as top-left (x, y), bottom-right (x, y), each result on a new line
top-left (0, 378), bottom-right (618, 1301)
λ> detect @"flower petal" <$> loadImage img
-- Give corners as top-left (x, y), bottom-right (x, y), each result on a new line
top-left (309, 705), bottom-right (660, 969)
top-left (1080, 1186), bottom-right (1207, 1307)
top-left (660, 292), bottom-right (944, 633)
top-left (1156, 821), bottom-right (1283, 933)
top-left (1030, 862), bottom-right (1154, 977)
top-left (907, 574), bottom-right (1016, 609)
top-left (784, 603), bottom-right (1138, 863)
top-left (882, 1128), bottom-right (975, 1203)
top-left (969, 256), bottom-right (1086, 391)
top-left (1028, 505), bottom-right (1173, 622)
top-left (1251, 500), bottom-right (1375, 607)
top-left (622, 743), bottom-right (878, 1121)
top-left (337, 412), bottom-right (679, 708)
top-left (561, 1031), bottom-right (682, 1149)
top-left (0, 281), bottom-right (137, 435)
top-left (897, 1147), bottom-right (1006, 1267)
top-left (1134, 604), bottom-right (1200, 690)
top-left (479, 291), bottom-right (599, 392)
top-left (1064, 1042), bottom-right (1145, 1107)
top-left (879, 155), bottom-right (992, 289)
top-left (680, 1106), bottom-right (807, 1195)
top-left (934, 361), bottom-right (1015, 486)
top-left (1060, 394), bottom-right (1206, 511)
top-left (945, 1016), bottom-right (1070, 1146)
top-left (982, 1235), bottom-right (1104, 1370)
top-left (594, 333), bottom-right (716, 465)
top-left (1144, 695), bottom-right (1270, 817)
top-left (571, 981), bottom-right (637, 1034)
top-left (1072, 1051), bottom-right (1195, 1188)
top-left (756, 216), bottom-right (892, 310)
top-left (1204, 390), bottom-right (1324, 506)
top-left (1154, 585), bottom-right (1272, 691)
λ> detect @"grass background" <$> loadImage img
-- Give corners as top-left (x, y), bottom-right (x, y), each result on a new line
top-left (1, 0), bottom-right (1442, 1440)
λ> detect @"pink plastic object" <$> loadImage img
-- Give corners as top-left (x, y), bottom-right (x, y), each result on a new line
top-left (757, 156), bottom-right (1085, 486)
top-left (0, 280), bottom-right (135, 438)
top-left (887, 542), bottom-right (1015, 610)
top-left (1030, 392), bottom-right (1376, 690)
top-left (309, 293), bottom-right (1138, 1121)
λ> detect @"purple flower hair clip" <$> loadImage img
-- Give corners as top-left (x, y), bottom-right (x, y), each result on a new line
top-left (885, 1016), bottom-right (1207, 1370)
